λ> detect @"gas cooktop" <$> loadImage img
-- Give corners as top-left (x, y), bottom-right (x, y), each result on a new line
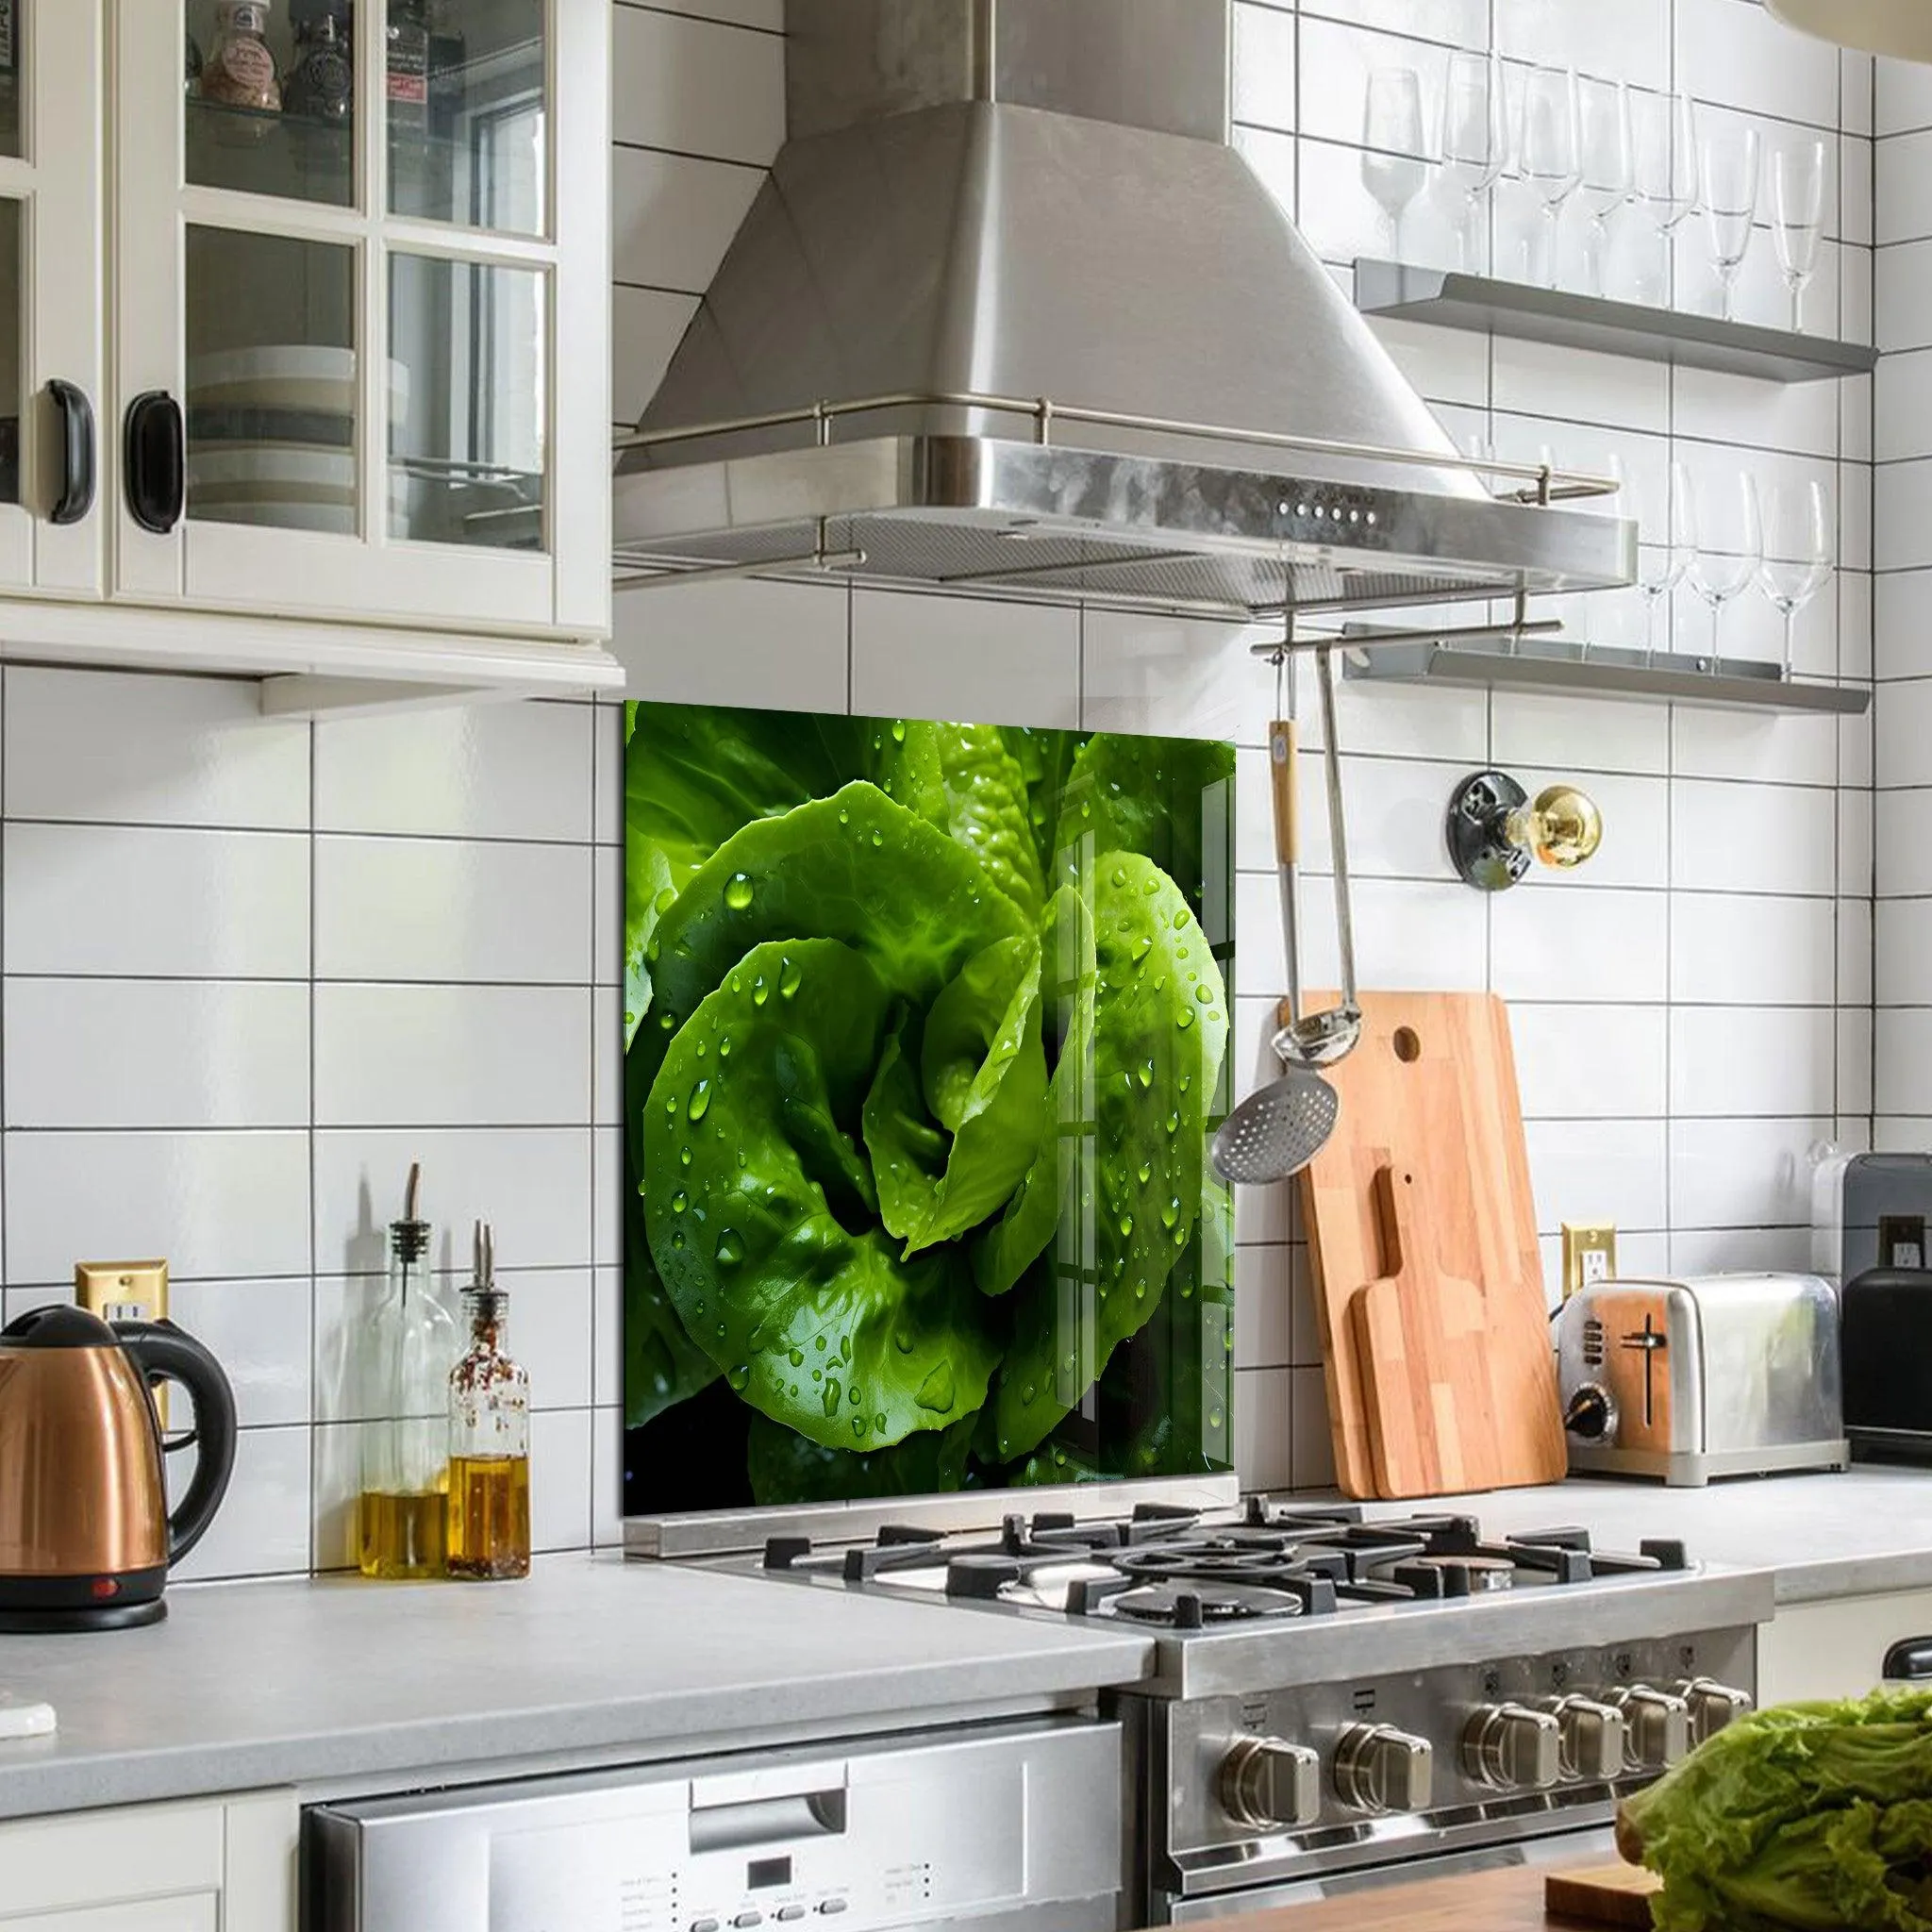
top-left (753, 1496), bottom-right (1775, 1701)
top-left (766, 1497), bottom-right (1689, 1624)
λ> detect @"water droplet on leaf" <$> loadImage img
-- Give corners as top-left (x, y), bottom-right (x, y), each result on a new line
top-left (724, 872), bottom-right (755, 911)
top-left (917, 1361), bottom-right (956, 1411)
top-left (714, 1228), bottom-right (744, 1268)
top-left (726, 1364), bottom-right (750, 1391)
top-left (671, 1190), bottom-right (689, 1215)
top-left (779, 958), bottom-right (804, 1000)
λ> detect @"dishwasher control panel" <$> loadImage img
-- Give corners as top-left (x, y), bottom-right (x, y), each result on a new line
top-left (306, 1717), bottom-right (1120, 1932)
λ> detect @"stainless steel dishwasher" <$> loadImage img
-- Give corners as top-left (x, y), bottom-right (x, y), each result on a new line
top-left (305, 1714), bottom-right (1123, 1932)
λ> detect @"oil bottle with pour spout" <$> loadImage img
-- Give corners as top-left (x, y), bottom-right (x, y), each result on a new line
top-left (447, 1223), bottom-right (531, 1580)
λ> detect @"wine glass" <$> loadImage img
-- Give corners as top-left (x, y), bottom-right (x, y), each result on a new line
top-left (1632, 88), bottom-right (1698, 304)
top-left (1701, 123), bottom-right (1762, 322)
top-left (1772, 138), bottom-right (1827, 331)
top-left (1521, 65), bottom-right (1582, 289)
top-left (1576, 76), bottom-right (1633, 297)
top-left (1690, 471), bottom-right (1763, 663)
top-left (1629, 458), bottom-right (1697, 664)
top-left (1440, 50), bottom-right (1508, 270)
top-left (1759, 477), bottom-right (1832, 676)
top-left (1361, 67), bottom-right (1428, 260)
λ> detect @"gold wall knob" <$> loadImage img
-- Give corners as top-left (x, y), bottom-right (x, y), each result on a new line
top-left (1448, 771), bottom-right (1604, 891)
top-left (1507, 786), bottom-right (1603, 870)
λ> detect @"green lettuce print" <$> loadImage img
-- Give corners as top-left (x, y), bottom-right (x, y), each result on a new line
top-left (624, 699), bottom-right (1235, 1510)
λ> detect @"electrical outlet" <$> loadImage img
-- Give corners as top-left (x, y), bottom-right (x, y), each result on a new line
top-left (76, 1260), bottom-right (169, 1424)
top-left (1561, 1224), bottom-right (1617, 1302)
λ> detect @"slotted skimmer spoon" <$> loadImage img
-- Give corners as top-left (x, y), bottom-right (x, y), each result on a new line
top-left (1211, 643), bottom-right (1361, 1187)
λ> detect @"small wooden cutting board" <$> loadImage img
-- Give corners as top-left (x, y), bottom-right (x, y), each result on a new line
top-left (1350, 1162), bottom-right (1504, 1497)
top-left (1544, 1864), bottom-right (1661, 1928)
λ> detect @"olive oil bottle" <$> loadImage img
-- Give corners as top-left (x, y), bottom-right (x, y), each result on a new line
top-left (446, 1224), bottom-right (531, 1581)
top-left (358, 1164), bottom-right (457, 1579)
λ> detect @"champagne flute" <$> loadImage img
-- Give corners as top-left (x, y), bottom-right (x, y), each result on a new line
top-left (1701, 123), bottom-right (1761, 322)
top-left (1361, 67), bottom-right (1428, 260)
top-left (1690, 470), bottom-right (1763, 663)
top-left (1440, 50), bottom-right (1507, 270)
top-left (1759, 477), bottom-right (1832, 676)
top-left (1772, 137), bottom-right (1827, 331)
top-left (1521, 65), bottom-right (1582, 289)
top-left (1631, 458), bottom-right (1697, 664)
top-left (1631, 88), bottom-right (1698, 304)
top-left (1576, 76), bottom-right (1633, 297)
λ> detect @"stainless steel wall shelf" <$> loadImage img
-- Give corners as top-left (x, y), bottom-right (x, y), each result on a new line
top-left (1355, 261), bottom-right (1879, 384)
top-left (1345, 638), bottom-right (1872, 715)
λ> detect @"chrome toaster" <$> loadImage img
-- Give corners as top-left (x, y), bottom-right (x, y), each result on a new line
top-left (1555, 1274), bottom-right (1849, 1487)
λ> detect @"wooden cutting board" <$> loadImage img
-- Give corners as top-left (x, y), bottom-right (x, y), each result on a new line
top-left (1543, 1866), bottom-right (1662, 1927)
top-left (1350, 1163), bottom-right (1504, 1496)
top-left (1299, 991), bottom-right (1567, 1499)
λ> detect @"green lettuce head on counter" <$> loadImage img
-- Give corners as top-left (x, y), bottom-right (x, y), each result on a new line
top-left (620, 701), bottom-right (1236, 1514)
top-left (1618, 1689), bottom-right (1932, 1931)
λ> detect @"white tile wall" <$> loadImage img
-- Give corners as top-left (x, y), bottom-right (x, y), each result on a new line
top-left (0, 0), bottom-right (1876, 1580)
top-left (1875, 89), bottom-right (1932, 1233)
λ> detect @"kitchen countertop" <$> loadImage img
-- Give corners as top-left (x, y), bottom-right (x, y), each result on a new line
top-left (0, 1553), bottom-right (1154, 1822)
top-left (1336, 1464), bottom-right (1932, 1604)
top-left (1153, 1864), bottom-right (1610, 1931)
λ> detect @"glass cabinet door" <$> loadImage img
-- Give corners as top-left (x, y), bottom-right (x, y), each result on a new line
top-left (115, 0), bottom-right (606, 639)
top-left (0, 1), bottom-right (107, 600)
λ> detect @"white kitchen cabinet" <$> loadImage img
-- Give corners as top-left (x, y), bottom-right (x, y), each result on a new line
top-left (0, 1789), bottom-right (296, 1930)
top-left (0, 1), bottom-right (615, 702)
top-left (1757, 1587), bottom-right (1932, 1704)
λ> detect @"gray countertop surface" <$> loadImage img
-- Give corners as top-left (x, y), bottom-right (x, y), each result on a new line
top-left (0, 1553), bottom-right (1153, 1823)
top-left (1346, 1464), bottom-right (1932, 1605)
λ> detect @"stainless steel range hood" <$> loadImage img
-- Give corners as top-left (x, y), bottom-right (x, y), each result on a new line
top-left (612, 0), bottom-right (1634, 621)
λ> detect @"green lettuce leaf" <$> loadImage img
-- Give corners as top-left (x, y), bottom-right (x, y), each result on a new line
top-left (974, 887), bottom-right (1098, 1297)
top-left (937, 724), bottom-right (1046, 922)
top-left (624, 704), bottom-right (950, 1048)
top-left (985, 852), bottom-right (1230, 1459)
top-left (747, 1410), bottom-right (977, 1505)
top-left (1622, 1689), bottom-right (1932, 1932)
top-left (862, 932), bottom-right (1048, 1257)
top-left (643, 936), bottom-right (998, 1452)
top-left (998, 725), bottom-right (1084, 882)
top-left (1051, 732), bottom-right (1238, 912)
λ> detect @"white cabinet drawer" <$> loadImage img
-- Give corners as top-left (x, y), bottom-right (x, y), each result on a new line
top-left (0, 1804), bottom-right (223, 1918)
top-left (1757, 1587), bottom-right (1932, 1704)
top-left (1, 1899), bottom-right (218, 1932)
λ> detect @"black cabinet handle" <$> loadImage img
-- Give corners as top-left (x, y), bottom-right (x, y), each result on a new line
top-left (124, 390), bottom-right (184, 535)
top-left (1883, 1638), bottom-right (1932, 1681)
top-left (46, 380), bottom-right (94, 526)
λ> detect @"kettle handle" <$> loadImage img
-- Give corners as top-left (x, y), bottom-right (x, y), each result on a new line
top-left (115, 1320), bottom-right (238, 1566)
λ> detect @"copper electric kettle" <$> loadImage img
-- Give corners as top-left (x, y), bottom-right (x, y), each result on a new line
top-left (0, 1306), bottom-right (237, 1631)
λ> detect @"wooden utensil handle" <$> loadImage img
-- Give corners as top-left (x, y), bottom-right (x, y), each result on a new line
top-left (1270, 719), bottom-right (1299, 866)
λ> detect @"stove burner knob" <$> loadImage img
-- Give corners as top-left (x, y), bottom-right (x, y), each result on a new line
top-left (1219, 1735), bottom-right (1322, 1830)
top-left (1675, 1677), bottom-right (1753, 1743)
top-left (1540, 1695), bottom-right (1627, 1782)
top-left (1462, 1703), bottom-right (1560, 1791)
top-left (1607, 1687), bottom-right (1691, 1772)
top-left (1334, 1724), bottom-right (1434, 1814)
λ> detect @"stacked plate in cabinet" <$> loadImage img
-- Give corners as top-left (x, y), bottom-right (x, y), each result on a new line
top-left (185, 347), bottom-right (410, 534)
